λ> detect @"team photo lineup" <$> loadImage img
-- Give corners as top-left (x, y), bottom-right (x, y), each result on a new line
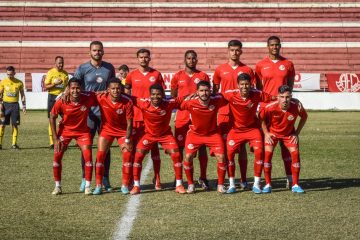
top-left (0, 37), bottom-right (308, 196)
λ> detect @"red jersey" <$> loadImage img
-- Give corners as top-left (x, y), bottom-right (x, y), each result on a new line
top-left (97, 93), bottom-right (134, 136)
top-left (259, 100), bottom-right (307, 137)
top-left (255, 56), bottom-right (295, 96)
top-left (132, 97), bottom-right (181, 137)
top-left (171, 69), bottom-right (210, 124)
top-left (223, 89), bottom-right (273, 130)
top-left (180, 95), bottom-right (226, 136)
top-left (125, 68), bottom-right (165, 121)
top-left (213, 62), bottom-right (255, 115)
top-left (51, 92), bottom-right (97, 134)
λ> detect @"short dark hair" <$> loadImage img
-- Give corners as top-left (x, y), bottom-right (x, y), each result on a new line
top-left (55, 56), bottom-right (63, 61)
top-left (278, 85), bottom-right (292, 94)
top-left (137, 48), bottom-right (151, 57)
top-left (90, 41), bottom-right (103, 49)
top-left (237, 73), bottom-right (251, 83)
top-left (118, 64), bottom-right (129, 72)
top-left (267, 36), bottom-right (281, 45)
top-left (197, 80), bottom-right (211, 89)
top-left (228, 40), bottom-right (242, 48)
top-left (149, 83), bottom-right (164, 95)
top-left (184, 50), bottom-right (197, 58)
top-left (67, 77), bottom-right (82, 87)
top-left (6, 66), bottom-right (15, 72)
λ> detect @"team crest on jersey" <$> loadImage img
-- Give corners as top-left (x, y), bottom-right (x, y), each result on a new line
top-left (194, 78), bottom-right (200, 84)
top-left (149, 76), bottom-right (156, 82)
top-left (208, 105), bottom-right (215, 111)
top-left (177, 134), bottom-right (183, 141)
top-left (228, 140), bottom-right (235, 146)
top-left (237, 71), bottom-right (244, 76)
top-left (96, 77), bottom-right (104, 83)
top-left (143, 139), bottom-right (149, 145)
top-left (116, 109), bottom-right (123, 115)
top-left (287, 115), bottom-right (294, 121)
top-left (187, 144), bottom-right (194, 150)
top-left (279, 65), bottom-right (285, 71)
top-left (159, 110), bottom-right (166, 116)
top-left (80, 105), bottom-right (87, 111)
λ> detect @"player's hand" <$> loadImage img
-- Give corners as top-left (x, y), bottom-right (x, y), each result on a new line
top-left (289, 135), bottom-right (298, 144)
top-left (54, 139), bottom-right (63, 153)
top-left (22, 106), bottom-right (26, 114)
top-left (264, 132), bottom-right (275, 145)
top-left (123, 142), bottom-right (133, 152)
top-left (62, 87), bottom-right (70, 103)
top-left (54, 78), bottom-right (62, 85)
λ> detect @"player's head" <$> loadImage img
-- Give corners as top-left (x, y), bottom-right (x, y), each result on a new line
top-left (68, 77), bottom-right (82, 99)
top-left (184, 50), bottom-right (198, 69)
top-left (237, 73), bottom-right (251, 97)
top-left (196, 80), bottom-right (211, 102)
top-left (89, 41), bottom-right (104, 62)
top-left (137, 49), bottom-right (151, 68)
top-left (278, 85), bottom-right (292, 110)
top-left (6, 66), bottom-right (16, 79)
top-left (267, 36), bottom-right (281, 57)
top-left (149, 83), bottom-right (164, 106)
top-left (107, 77), bottom-right (122, 99)
top-left (227, 40), bottom-right (242, 62)
top-left (118, 64), bottom-right (129, 80)
top-left (55, 56), bottom-right (64, 70)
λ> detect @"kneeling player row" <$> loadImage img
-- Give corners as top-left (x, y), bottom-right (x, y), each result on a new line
top-left (50, 74), bottom-right (307, 196)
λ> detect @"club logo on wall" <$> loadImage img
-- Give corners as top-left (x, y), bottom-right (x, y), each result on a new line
top-left (336, 73), bottom-right (360, 92)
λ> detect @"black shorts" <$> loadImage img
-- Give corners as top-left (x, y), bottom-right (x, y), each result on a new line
top-left (47, 94), bottom-right (58, 118)
top-left (0, 102), bottom-right (20, 126)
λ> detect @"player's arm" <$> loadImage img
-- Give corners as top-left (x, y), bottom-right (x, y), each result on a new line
top-left (287, 63), bottom-right (295, 91)
top-left (255, 64), bottom-right (264, 90)
top-left (124, 118), bottom-right (133, 151)
top-left (295, 103), bottom-right (308, 136)
top-left (212, 68), bottom-right (221, 94)
top-left (49, 109), bottom-right (63, 152)
top-left (0, 87), bottom-right (4, 117)
top-left (19, 87), bottom-right (26, 114)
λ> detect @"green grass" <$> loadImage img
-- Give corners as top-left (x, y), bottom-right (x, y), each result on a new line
top-left (0, 112), bottom-right (359, 239)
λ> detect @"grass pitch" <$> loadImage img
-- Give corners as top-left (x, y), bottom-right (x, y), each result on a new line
top-left (0, 111), bottom-right (359, 240)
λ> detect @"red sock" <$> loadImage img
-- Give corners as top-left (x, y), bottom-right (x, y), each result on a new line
top-left (264, 151), bottom-right (273, 185)
top-left (281, 143), bottom-right (292, 175)
top-left (82, 148), bottom-right (93, 182)
top-left (151, 144), bottom-right (161, 182)
top-left (183, 161), bottom-right (194, 185)
top-left (217, 162), bottom-right (227, 185)
top-left (238, 145), bottom-right (248, 182)
top-left (170, 152), bottom-right (183, 180)
top-left (290, 150), bottom-right (301, 186)
top-left (95, 150), bottom-right (106, 185)
top-left (198, 153), bottom-right (208, 180)
top-left (133, 152), bottom-right (145, 181)
top-left (227, 150), bottom-right (236, 178)
top-left (253, 147), bottom-right (264, 177)
top-left (53, 151), bottom-right (64, 181)
top-left (122, 150), bottom-right (132, 186)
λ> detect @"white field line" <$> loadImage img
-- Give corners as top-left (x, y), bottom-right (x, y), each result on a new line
top-left (113, 156), bottom-right (153, 240)
top-left (0, 41), bottom-right (360, 48)
top-left (0, 1), bottom-right (359, 8)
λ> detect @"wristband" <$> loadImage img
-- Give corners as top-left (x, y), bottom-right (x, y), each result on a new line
top-left (125, 138), bottom-right (130, 143)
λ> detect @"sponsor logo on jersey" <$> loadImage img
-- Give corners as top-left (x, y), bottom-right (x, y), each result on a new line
top-left (96, 77), bottom-right (104, 83)
top-left (194, 78), bottom-right (200, 84)
top-left (142, 139), bottom-right (149, 145)
top-left (279, 65), bottom-right (285, 71)
top-left (80, 105), bottom-right (87, 111)
top-left (135, 79), bottom-right (141, 82)
top-left (187, 143), bottom-right (194, 150)
top-left (177, 134), bottom-right (183, 141)
top-left (287, 115), bottom-right (295, 121)
top-left (263, 66), bottom-right (271, 70)
top-left (208, 105), bottom-right (215, 111)
top-left (149, 76), bottom-right (156, 82)
top-left (179, 80), bottom-right (185, 84)
top-left (228, 140), bottom-right (235, 146)
top-left (222, 72), bottom-right (229, 75)
top-left (159, 110), bottom-right (166, 116)
top-left (116, 109), bottom-right (123, 114)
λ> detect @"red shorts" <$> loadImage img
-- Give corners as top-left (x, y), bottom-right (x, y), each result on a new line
top-left (217, 114), bottom-right (230, 140)
top-left (132, 121), bottom-right (145, 142)
top-left (100, 130), bottom-right (128, 146)
top-left (185, 130), bottom-right (224, 155)
top-left (58, 132), bottom-right (92, 147)
top-left (265, 135), bottom-right (299, 148)
top-left (136, 130), bottom-right (179, 152)
top-left (226, 128), bottom-right (263, 152)
top-left (174, 121), bottom-right (191, 147)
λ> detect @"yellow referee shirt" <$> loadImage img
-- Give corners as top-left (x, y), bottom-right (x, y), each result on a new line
top-left (0, 77), bottom-right (24, 103)
top-left (45, 67), bottom-right (69, 95)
